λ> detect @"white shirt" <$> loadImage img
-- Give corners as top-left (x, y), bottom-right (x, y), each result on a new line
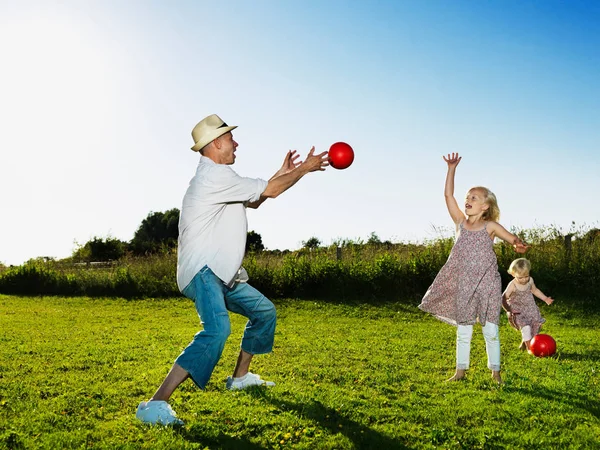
top-left (177, 156), bottom-right (267, 291)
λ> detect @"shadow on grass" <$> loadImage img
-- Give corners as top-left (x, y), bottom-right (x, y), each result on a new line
top-left (555, 349), bottom-right (600, 363)
top-left (506, 383), bottom-right (600, 419)
top-left (248, 389), bottom-right (410, 449)
top-left (175, 425), bottom-right (265, 450)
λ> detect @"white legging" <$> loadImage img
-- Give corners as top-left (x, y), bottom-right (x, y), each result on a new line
top-left (456, 322), bottom-right (500, 371)
top-left (521, 325), bottom-right (532, 341)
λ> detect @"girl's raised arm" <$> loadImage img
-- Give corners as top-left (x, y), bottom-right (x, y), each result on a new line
top-left (443, 153), bottom-right (465, 226)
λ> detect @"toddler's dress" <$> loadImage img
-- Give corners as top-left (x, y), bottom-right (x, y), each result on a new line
top-left (505, 278), bottom-right (545, 336)
top-left (419, 222), bottom-right (502, 326)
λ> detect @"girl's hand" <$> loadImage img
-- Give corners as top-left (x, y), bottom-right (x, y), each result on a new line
top-left (513, 238), bottom-right (530, 254)
top-left (545, 297), bottom-right (554, 305)
top-left (443, 152), bottom-right (462, 168)
top-left (514, 243), bottom-right (529, 254)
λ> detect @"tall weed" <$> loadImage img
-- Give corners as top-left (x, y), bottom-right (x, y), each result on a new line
top-left (1, 225), bottom-right (598, 305)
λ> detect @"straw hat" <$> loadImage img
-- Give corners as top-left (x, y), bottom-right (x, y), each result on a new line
top-left (190, 114), bottom-right (237, 152)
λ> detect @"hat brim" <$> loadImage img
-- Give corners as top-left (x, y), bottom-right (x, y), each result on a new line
top-left (191, 125), bottom-right (237, 151)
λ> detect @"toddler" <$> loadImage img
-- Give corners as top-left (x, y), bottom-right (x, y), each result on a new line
top-left (502, 258), bottom-right (554, 351)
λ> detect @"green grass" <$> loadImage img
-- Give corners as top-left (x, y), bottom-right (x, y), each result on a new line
top-left (1, 295), bottom-right (599, 449)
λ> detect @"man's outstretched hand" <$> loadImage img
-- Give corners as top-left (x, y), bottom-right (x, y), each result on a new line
top-left (274, 150), bottom-right (301, 178)
top-left (300, 146), bottom-right (329, 172)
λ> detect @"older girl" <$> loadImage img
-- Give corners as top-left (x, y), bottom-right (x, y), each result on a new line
top-left (419, 153), bottom-right (528, 384)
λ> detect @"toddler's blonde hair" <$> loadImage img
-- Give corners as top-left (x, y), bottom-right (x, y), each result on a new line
top-left (508, 258), bottom-right (531, 277)
top-left (470, 186), bottom-right (500, 222)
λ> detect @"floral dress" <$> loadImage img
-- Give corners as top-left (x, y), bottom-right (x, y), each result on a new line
top-left (418, 222), bottom-right (502, 326)
top-left (505, 278), bottom-right (545, 336)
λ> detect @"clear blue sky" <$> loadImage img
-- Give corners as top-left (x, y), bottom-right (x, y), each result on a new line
top-left (1, 0), bottom-right (598, 265)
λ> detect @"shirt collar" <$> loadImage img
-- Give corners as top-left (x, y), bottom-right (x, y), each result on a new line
top-left (199, 155), bottom-right (217, 166)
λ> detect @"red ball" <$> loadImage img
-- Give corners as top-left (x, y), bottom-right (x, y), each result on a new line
top-left (328, 142), bottom-right (354, 170)
top-left (529, 334), bottom-right (557, 357)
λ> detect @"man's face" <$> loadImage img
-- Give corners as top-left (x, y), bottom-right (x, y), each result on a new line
top-left (214, 132), bottom-right (239, 165)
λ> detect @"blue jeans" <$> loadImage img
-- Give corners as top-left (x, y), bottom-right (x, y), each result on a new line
top-left (175, 266), bottom-right (276, 389)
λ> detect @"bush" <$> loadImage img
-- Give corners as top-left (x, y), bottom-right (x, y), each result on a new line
top-left (0, 254), bottom-right (179, 299)
top-left (1, 225), bottom-right (598, 306)
top-left (72, 236), bottom-right (128, 262)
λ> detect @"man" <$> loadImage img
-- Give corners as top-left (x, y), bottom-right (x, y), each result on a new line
top-left (136, 114), bottom-right (329, 425)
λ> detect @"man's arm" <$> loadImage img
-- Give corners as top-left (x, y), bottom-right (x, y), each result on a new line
top-left (247, 147), bottom-right (328, 209)
top-left (247, 150), bottom-right (300, 209)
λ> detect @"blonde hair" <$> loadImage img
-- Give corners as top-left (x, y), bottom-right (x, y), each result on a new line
top-left (508, 258), bottom-right (531, 277)
top-left (470, 186), bottom-right (500, 222)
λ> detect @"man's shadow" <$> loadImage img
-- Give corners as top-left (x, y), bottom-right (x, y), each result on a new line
top-left (176, 424), bottom-right (266, 450)
top-left (247, 389), bottom-right (410, 449)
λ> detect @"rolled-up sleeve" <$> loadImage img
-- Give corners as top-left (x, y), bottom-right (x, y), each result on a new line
top-left (208, 166), bottom-right (267, 204)
top-left (248, 177), bottom-right (268, 203)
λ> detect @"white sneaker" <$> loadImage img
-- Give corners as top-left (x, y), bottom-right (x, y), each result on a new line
top-left (136, 400), bottom-right (184, 425)
top-left (226, 372), bottom-right (276, 390)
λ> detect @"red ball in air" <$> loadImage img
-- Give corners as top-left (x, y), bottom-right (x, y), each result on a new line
top-left (529, 334), bottom-right (557, 357)
top-left (328, 142), bottom-right (354, 170)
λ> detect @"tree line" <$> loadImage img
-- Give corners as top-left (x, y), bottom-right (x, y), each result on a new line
top-left (67, 209), bottom-right (394, 263)
top-left (69, 209), bottom-right (267, 262)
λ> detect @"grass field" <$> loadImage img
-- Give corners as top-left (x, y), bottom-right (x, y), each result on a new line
top-left (1, 294), bottom-right (599, 449)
